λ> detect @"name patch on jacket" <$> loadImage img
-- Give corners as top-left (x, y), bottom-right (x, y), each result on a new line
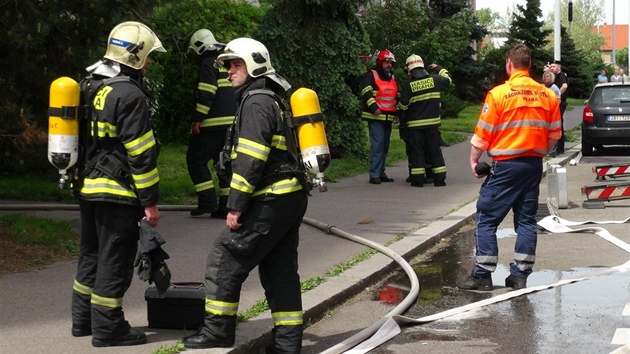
top-left (410, 78), bottom-right (435, 92)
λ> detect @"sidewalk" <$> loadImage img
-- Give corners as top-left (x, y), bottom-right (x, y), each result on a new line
top-left (3, 108), bottom-right (629, 354)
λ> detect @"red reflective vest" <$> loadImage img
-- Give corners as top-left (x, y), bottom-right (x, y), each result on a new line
top-left (371, 70), bottom-right (398, 113)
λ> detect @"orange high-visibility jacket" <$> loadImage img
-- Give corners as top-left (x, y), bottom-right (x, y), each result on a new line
top-left (472, 70), bottom-right (562, 161)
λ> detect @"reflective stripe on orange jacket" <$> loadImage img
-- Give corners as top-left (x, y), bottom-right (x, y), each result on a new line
top-left (371, 70), bottom-right (398, 113)
top-left (472, 70), bottom-right (562, 161)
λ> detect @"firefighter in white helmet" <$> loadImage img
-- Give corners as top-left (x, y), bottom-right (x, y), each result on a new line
top-left (397, 54), bottom-right (451, 187)
top-left (70, 21), bottom-right (165, 347)
top-left (182, 38), bottom-right (307, 353)
top-left (186, 29), bottom-right (237, 218)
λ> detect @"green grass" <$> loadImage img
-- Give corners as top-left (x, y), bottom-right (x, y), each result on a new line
top-left (0, 214), bottom-right (79, 252)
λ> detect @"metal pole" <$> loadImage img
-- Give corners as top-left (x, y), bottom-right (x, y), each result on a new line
top-left (554, 0), bottom-right (561, 61)
top-left (612, 0), bottom-right (617, 68)
top-left (627, 1), bottom-right (629, 68)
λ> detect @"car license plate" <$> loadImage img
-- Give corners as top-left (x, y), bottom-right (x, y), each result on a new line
top-left (607, 115), bottom-right (630, 121)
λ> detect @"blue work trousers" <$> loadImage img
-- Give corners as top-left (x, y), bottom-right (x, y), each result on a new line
top-left (472, 156), bottom-right (543, 279)
top-left (368, 121), bottom-right (392, 179)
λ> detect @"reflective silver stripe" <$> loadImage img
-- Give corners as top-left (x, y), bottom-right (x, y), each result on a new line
top-left (124, 130), bottom-right (156, 157)
top-left (230, 173), bottom-right (255, 194)
top-left (132, 167), bottom-right (159, 189)
top-left (271, 134), bottom-right (287, 150)
top-left (514, 253), bottom-right (536, 262)
top-left (495, 119), bottom-right (549, 131)
top-left (81, 178), bottom-right (136, 198)
top-left (237, 138), bottom-right (270, 162)
top-left (94, 121), bottom-right (117, 137)
top-left (409, 92), bottom-right (440, 103)
top-left (488, 148), bottom-right (548, 156)
top-left (252, 177), bottom-right (302, 197)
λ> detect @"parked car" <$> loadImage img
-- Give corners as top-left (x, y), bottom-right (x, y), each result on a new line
top-left (581, 82), bottom-right (630, 156)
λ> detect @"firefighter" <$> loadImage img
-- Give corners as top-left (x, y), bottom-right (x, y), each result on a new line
top-left (70, 21), bottom-right (164, 347)
top-left (182, 38), bottom-right (308, 353)
top-left (360, 49), bottom-right (399, 184)
top-left (397, 54), bottom-right (451, 187)
top-left (187, 29), bottom-right (237, 218)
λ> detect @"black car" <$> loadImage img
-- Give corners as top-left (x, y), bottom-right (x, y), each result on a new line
top-left (582, 82), bottom-right (630, 156)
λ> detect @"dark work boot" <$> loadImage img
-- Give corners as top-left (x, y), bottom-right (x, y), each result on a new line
top-left (505, 274), bottom-right (527, 290)
top-left (369, 177), bottom-right (381, 185)
top-left (456, 275), bottom-right (493, 291)
top-left (379, 174), bottom-right (394, 182)
top-left (92, 328), bottom-right (147, 347)
top-left (182, 332), bottom-right (234, 349)
top-left (71, 323), bottom-right (92, 337)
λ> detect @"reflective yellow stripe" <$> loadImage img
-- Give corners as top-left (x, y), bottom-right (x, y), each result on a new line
top-left (124, 130), bottom-right (156, 157)
top-left (205, 298), bottom-right (238, 316)
top-left (73, 280), bottom-right (92, 296)
top-left (194, 180), bottom-right (214, 192)
top-left (236, 138), bottom-right (270, 162)
top-left (81, 178), bottom-right (136, 198)
top-left (94, 121), bottom-right (118, 137)
top-left (91, 293), bottom-right (123, 308)
top-left (132, 167), bottom-right (159, 189)
top-left (272, 311), bottom-right (303, 326)
top-left (198, 82), bottom-right (217, 94)
top-left (406, 117), bottom-right (441, 128)
top-left (360, 85), bottom-right (373, 96)
top-left (230, 173), bottom-right (255, 194)
top-left (218, 78), bottom-right (232, 88)
top-left (408, 92), bottom-right (441, 104)
top-left (220, 187), bottom-right (230, 196)
top-left (200, 115), bottom-right (235, 128)
top-left (432, 166), bottom-right (447, 174)
top-left (410, 167), bottom-right (425, 175)
top-left (252, 177), bottom-right (302, 197)
top-left (271, 134), bottom-right (287, 150)
top-left (196, 103), bottom-right (210, 115)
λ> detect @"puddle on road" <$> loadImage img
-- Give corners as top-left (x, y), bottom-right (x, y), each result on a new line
top-left (374, 226), bottom-right (630, 352)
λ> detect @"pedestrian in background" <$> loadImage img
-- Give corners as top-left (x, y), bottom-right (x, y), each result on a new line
top-left (610, 68), bottom-right (621, 82)
top-left (457, 44), bottom-right (561, 291)
top-left (182, 38), bottom-right (308, 353)
top-left (397, 54), bottom-right (451, 187)
top-left (71, 21), bottom-right (164, 347)
top-left (359, 49), bottom-right (399, 185)
top-left (597, 69), bottom-right (608, 83)
top-left (542, 71), bottom-right (561, 99)
top-left (549, 60), bottom-right (568, 155)
top-left (186, 29), bottom-right (237, 218)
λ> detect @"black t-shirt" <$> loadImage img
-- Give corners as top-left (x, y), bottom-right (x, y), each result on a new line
top-left (554, 71), bottom-right (568, 103)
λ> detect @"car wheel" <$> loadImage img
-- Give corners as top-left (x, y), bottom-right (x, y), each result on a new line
top-left (582, 140), bottom-right (593, 156)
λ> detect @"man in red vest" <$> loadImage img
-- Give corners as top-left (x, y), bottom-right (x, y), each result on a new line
top-left (359, 49), bottom-right (399, 184)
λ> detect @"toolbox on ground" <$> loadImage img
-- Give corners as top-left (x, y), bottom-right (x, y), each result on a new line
top-left (145, 282), bottom-right (205, 329)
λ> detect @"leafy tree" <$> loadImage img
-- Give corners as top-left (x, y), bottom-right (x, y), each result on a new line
top-left (149, 0), bottom-right (265, 144)
top-left (255, 0), bottom-right (371, 157)
top-left (543, 0), bottom-right (605, 67)
top-left (0, 0), bottom-right (153, 173)
top-left (558, 27), bottom-right (593, 98)
top-left (506, 0), bottom-right (552, 79)
top-left (616, 47), bottom-right (629, 69)
top-left (361, 0), bottom-right (494, 105)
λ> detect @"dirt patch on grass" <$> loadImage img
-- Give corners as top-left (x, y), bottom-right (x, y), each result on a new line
top-left (0, 227), bottom-right (77, 275)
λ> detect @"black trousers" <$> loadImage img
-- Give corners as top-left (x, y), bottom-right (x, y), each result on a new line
top-left (186, 129), bottom-right (229, 211)
top-left (407, 128), bottom-right (446, 184)
top-left (557, 102), bottom-right (567, 152)
top-left (72, 200), bottom-right (142, 339)
top-left (203, 191), bottom-right (308, 353)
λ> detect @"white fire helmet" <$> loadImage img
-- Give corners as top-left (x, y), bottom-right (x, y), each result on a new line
top-left (405, 54), bottom-right (424, 71)
top-left (104, 21), bottom-right (166, 70)
top-left (188, 29), bottom-right (225, 55)
top-left (216, 37), bottom-right (290, 91)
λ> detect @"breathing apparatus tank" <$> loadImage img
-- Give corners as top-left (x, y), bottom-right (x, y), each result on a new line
top-left (48, 77), bottom-right (80, 189)
top-left (290, 88), bottom-right (331, 192)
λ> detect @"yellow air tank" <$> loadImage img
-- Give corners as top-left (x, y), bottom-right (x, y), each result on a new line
top-left (290, 88), bottom-right (331, 192)
top-left (48, 77), bottom-right (80, 189)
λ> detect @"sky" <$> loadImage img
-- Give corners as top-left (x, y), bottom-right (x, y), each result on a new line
top-left (476, 0), bottom-right (629, 25)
